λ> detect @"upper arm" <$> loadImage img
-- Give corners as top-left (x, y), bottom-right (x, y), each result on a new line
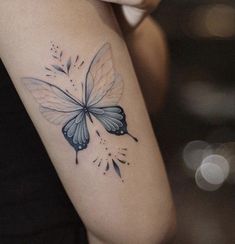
top-left (0, 1), bottom-right (175, 243)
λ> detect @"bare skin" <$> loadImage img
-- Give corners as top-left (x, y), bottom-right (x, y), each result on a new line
top-left (0, 1), bottom-right (174, 243)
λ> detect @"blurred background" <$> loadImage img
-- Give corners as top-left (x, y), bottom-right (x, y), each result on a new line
top-left (152, 0), bottom-right (235, 243)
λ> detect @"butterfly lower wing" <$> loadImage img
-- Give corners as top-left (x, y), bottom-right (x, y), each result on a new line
top-left (89, 106), bottom-right (137, 141)
top-left (62, 110), bottom-right (90, 155)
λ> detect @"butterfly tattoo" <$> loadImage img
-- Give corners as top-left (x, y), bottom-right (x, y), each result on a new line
top-left (23, 43), bottom-right (138, 165)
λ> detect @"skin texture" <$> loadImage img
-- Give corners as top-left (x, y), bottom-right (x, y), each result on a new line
top-left (0, 1), bottom-right (175, 243)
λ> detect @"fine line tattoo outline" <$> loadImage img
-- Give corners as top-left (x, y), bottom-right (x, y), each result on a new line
top-left (93, 130), bottom-right (130, 181)
top-left (22, 42), bottom-right (138, 179)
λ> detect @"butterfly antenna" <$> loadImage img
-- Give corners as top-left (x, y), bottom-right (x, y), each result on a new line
top-left (127, 132), bottom-right (138, 142)
top-left (81, 83), bottom-right (84, 104)
top-left (75, 151), bottom-right (79, 164)
top-left (65, 89), bottom-right (82, 105)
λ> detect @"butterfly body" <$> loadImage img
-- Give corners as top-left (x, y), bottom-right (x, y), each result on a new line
top-left (82, 105), bottom-right (93, 123)
top-left (23, 43), bottom-right (138, 165)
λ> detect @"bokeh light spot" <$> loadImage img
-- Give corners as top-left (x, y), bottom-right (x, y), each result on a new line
top-left (183, 140), bottom-right (209, 171)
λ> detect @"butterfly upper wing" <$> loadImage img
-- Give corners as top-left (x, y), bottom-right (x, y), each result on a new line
top-left (93, 74), bottom-right (124, 107)
top-left (23, 77), bottom-right (83, 125)
top-left (85, 43), bottom-right (124, 107)
top-left (39, 107), bottom-right (79, 125)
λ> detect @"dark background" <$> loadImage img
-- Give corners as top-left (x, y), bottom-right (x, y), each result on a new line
top-left (152, 0), bottom-right (235, 243)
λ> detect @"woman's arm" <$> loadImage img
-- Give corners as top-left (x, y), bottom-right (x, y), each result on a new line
top-left (102, 0), bottom-right (168, 113)
top-left (0, 1), bottom-right (175, 243)
top-left (125, 17), bottom-right (169, 113)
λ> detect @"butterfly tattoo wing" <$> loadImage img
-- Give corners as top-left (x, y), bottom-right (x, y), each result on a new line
top-left (85, 43), bottom-right (123, 108)
top-left (22, 78), bottom-right (90, 159)
top-left (85, 43), bottom-right (137, 141)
